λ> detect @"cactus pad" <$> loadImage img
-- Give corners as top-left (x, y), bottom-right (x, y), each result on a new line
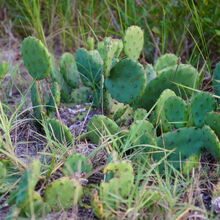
top-left (205, 112), bottom-right (220, 139)
top-left (154, 53), bottom-right (178, 72)
top-left (0, 61), bottom-right (9, 79)
top-left (70, 86), bottom-right (92, 104)
top-left (46, 119), bottom-right (74, 145)
top-left (75, 48), bottom-right (103, 87)
top-left (134, 108), bottom-right (148, 121)
top-left (64, 153), bottom-right (93, 176)
top-left (22, 37), bottom-right (52, 80)
top-left (132, 64), bottom-right (198, 110)
top-left (124, 26), bottom-right (144, 60)
top-left (60, 52), bottom-right (81, 88)
top-left (44, 177), bottom-right (82, 211)
top-left (190, 92), bottom-right (216, 128)
top-left (164, 96), bottom-right (188, 128)
top-left (105, 59), bottom-right (146, 104)
top-left (146, 63), bottom-right (156, 83)
top-left (87, 115), bottom-right (120, 144)
top-left (154, 126), bottom-right (220, 170)
top-left (213, 62), bottom-right (220, 103)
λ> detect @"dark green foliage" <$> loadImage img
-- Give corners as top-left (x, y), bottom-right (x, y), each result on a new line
top-left (70, 86), bottom-right (92, 104)
top-left (31, 82), bottom-right (43, 121)
top-left (46, 119), bottom-right (74, 145)
top-left (44, 177), bottom-right (82, 211)
top-left (64, 153), bottom-right (93, 176)
top-left (164, 96), bottom-right (188, 128)
top-left (154, 126), bottom-right (220, 170)
top-left (213, 62), bottom-right (220, 103)
top-left (205, 112), bottom-right (220, 139)
top-left (105, 59), bottom-right (146, 104)
top-left (22, 37), bottom-right (51, 80)
top-left (154, 53), bottom-right (178, 73)
top-left (124, 25), bottom-right (144, 60)
top-left (87, 115), bottom-right (120, 145)
top-left (190, 92), bottom-right (216, 127)
top-left (75, 48), bottom-right (103, 87)
top-left (60, 52), bottom-right (81, 88)
top-left (0, 61), bottom-right (9, 79)
top-left (132, 64), bottom-right (199, 110)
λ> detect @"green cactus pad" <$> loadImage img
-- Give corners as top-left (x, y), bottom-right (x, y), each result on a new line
top-left (15, 160), bottom-right (41, 208)
top-left (105, 59), bottom-right (146, 104)
top-left (128, 120), bottom-right (156, 148)
top-left (155, 53), bottom-right (178, 73)
top-left (64, 153), bottom-right (93, 176)
top-left (87, 36), bottom-right (95, 50)
top-left (0, 61), bottom-right (9, 79)
top-left (190, 92), bottom-right (216, 128)
top-left (87, 115), bottom-right (120, 145)
top-left (60, 53), bottom-right (81, 88)
top-left (205, 112), bottom-right (220, 139)
top-left (115, 105), bottom-right (134, 126)
top-left (213, 62), bottom-right (220, 103)
top-left (182, 154), bottom-right (200, 175)
top-left (31, 82), bottom-right (43, 121)
top-left (44, 177), bottom-right (82, 211)
top-left (46, 82), bottom-right (60, 114)
top-left (75, 48), bottom-right (103, 87)
top-left (46, 119), bottom-right (74, 145)
top-left (134, 108), bottom-right (148, 121)
top-left (124, 26), bottom-right (144, 60)
top-left (21, 36), bottom-right (52, 80)
top-left (152, 89), bottom-right (176, 132)
top-left (154, 126), bottom-right (220, 170)
top-left (164, 96), bottom-right (188, 128)
top-left (132, 64), bottom-right (198, 110)
top-left (22, 191), bottom-right (50, 217)
top-left (146, 63), bottom-right (156, 83)
top-left (70, 86), bottom-right (92, 104)
top-left (93, 161), bottom-right (134, 219)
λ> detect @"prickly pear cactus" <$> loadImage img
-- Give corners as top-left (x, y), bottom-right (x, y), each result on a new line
top-left (205, 112), bottom-right (220, 139)
top-left (75, 48), bottom-right (103, 87)
top-left (31, 82), bottom-right (43, 122)
top-left (22, 36), bottom-right (52, 80)
top-left (152, 89), bottom-right (176, 132)
top-left (46, 119), bottom-right (74, 145)
top-left (213, 62), bottom-right (220, 103)
top-left (44, 177), bottom-right (82, 211)
top-left (87, 36), bottom-right (95, 50)
top-left (60, 52), bottom-right (81, 88)
top-left (182, 154), bottom-right (200, 175)
top-left (154, 53), bottom-right (178, 73)
top-left (132, 64), bottom-right (199, 110)
top-left (124, 26), bottom-right (144, 60)
top-left (146, 63), bottom-right (156, 83)
top-left (105, 59), bottom-right (146, 104)
top-left (154, 126), bottom-right (220, 170)
top-left (21, 191), bottom-right (50, 217)
top-left (164, 96), bottom-right (188, 128)
top-left (64, 153), bottom-right (93, 176)
top-left (70, 86), bottom-right (92, 104)
top-left (0, 61), bottom-right (9, 79)
top-left (190, 92), bottom-right (216, 128)
top-left (87, 115), bottom-right (120, 145)
top-left (92, 160), bottom-right (134, 219)
top-left (128, 120), bottom-right (156, 148)
top-left (46, 82), bottom-right (61, 115)
top-left (8, 160), bottom-right (41, 209)
top-left (134, 108), bottom-right (148, 121)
